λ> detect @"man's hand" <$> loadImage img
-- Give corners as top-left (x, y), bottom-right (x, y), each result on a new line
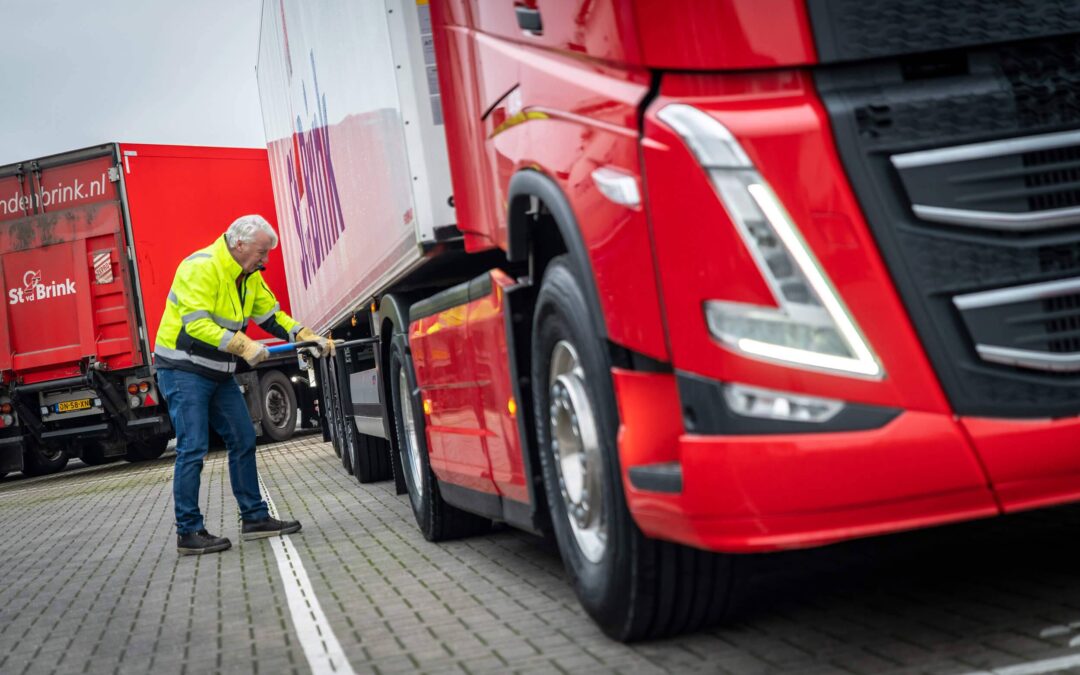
top-left (297, 327), bottom-right (335, 359)
top-left (224, 332), bottom-right (270, 367)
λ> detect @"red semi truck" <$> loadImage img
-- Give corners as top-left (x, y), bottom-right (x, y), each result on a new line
top-left (0, 143), bottom-right (312, 478)
top-left (258, 1), bottom-right (1080, 639)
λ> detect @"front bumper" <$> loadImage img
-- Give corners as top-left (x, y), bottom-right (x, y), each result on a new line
top-left (614, 368), bottom-right (1010, 553)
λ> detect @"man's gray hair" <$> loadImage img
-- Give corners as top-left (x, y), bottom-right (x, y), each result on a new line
top-left (225, 214), bottom-right (279, 249)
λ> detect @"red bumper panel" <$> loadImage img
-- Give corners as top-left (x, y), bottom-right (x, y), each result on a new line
top-left (614, 369), bottom-right (1000, 553)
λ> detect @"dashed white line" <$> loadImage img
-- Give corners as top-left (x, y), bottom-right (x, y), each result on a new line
top-left (258, 473), bottom-right (355, 675)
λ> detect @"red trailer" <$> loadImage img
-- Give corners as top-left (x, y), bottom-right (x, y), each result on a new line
top-left (0, 143), bottom-right (309, 477)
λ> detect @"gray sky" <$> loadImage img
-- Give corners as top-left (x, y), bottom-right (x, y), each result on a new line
top-left (0, 0), bottom-right (266, 164)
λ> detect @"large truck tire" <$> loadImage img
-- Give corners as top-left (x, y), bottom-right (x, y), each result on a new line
top-left (354, 431), bottom-right (391, 484)
top-left (259, 370), bottom-right (298, 442)
top-left (340, 415), bottom-right (355, 476)
top-left (22, 443), bottom-right (69, 477)
top-left (530, 256), bottom-right (734, 641)
top-left (389, 335), bottom-right (490, 540)
top-left (325, 360), bottom-right (344, 458)
top-left (336, 385), bottom-right (390, 482)
top-left (317, 361), bottom-right (332, 444)
top-left (126, 436), bottom-right (169, 462)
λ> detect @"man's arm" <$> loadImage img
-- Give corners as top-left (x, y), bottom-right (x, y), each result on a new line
top-left (250, 273), bottom-right (333, 358)
top-left (250, 274), bottom-right (301, 342)
top-left (172, 261), bottom-right (235, 352)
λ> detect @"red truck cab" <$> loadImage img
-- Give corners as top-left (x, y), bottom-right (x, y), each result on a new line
top-left (423, 0), bottom-right (1080, 638)
top-left (258, 0), bottom-right (1080, 641)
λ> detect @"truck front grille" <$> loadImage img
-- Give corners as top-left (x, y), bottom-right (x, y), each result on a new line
top-left (816, 33), bottom-right (1080, 417)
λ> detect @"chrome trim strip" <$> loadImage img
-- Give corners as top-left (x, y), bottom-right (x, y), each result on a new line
top-left (913, 204), bottom-right (1080, 231)
top-left (976, 345), bottom-right (1080, 373)
top-left (954, 277), bottom-right (1080, 311)
top-left (892, 129), bottom-right (1080, 169)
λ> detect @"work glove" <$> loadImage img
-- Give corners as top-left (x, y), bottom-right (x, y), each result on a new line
top-left (297, 326), bottom-right (335, 359)
top-left (224, 331), bottom-right (270, 367)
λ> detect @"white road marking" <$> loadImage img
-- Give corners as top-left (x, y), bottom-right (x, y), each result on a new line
top-left (964, 653), bottom-right (1080, 675)
top-left (258, 473), bottom-right (356, 675)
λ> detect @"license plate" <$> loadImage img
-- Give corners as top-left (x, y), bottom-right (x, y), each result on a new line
top-left (57, 399), bottom-right (91, 413)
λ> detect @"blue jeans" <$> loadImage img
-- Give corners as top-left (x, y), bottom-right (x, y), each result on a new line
top-left (157, 368), bottom-right (269, 534)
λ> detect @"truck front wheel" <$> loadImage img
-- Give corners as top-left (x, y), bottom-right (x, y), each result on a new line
top-left (389, 335), bottom-right (488, 540)
top-left (530, 255), bottom-right (733, 641)
top-left (259, 370), bottom-right (298, 442)
top-left (22, 442), bottom-right (68, 477)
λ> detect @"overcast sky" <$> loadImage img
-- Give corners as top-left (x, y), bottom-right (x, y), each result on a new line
top-left (0, 0), bottom-right (267, 164)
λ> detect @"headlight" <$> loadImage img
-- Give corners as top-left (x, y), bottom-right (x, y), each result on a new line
top-left (658, 104), bottom-right (883, 379)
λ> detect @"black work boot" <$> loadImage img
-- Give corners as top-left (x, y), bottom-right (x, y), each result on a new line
top-left (177, 529), bottom-right (232, 556)
top-left (241, 516), bottom-right (302, 541)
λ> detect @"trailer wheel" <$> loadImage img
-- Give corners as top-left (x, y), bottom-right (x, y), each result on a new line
top-left (126, 436), bottom-right (169, 462)
top-left (389, 335), bottom-right (489, 540)
top-left (531, 256), bottom-right (733, 641)
top-left (22, 442), bottom-right (68, 477)
top-left (325, 359), bottom-right (344, 458)
top-left (341, 416), bottom-right (356, 476)
top-left (259, 370), bottom-right (297, 442)
top-left (354, 432), bottom-right (391, 484)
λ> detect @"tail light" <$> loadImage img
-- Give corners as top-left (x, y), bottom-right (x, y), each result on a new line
top-left (657, 104), bottom-right (883, 379)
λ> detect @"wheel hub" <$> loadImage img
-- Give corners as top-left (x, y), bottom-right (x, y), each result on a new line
top-left (266, 385), bottom-right (288, 426)
top-left (548, 340), bottom-right (606, 563)
top-left (399, 369), bottom-right (424, 499)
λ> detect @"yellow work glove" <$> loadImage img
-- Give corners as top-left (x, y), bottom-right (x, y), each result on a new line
top-left (224, 331), bottom-right (269, 367)
top-left (297, 326), bottom-right (335, 359)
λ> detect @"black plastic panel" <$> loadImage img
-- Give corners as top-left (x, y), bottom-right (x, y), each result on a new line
top-left (816, 34), bottom-right (1080, 417)
top-left (807, 0), bottom-right (1080, 64)
top-left (676, 372), bottom-right (900, 436)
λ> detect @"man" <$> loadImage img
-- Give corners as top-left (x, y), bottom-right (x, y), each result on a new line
top-left (155, 214), bottom-right (333, 556)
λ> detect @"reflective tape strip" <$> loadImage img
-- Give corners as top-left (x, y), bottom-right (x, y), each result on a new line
top-left (154, 345), bottom-right (236, 373)
top-left (182, 310), bottom-right (211, 325)
top-left (168, 290), bottom-right (178, 304)
top-left (211, 314), bottom-right (244, 331)
top-left (180, 309), bottom-right (243, 331)
top-left (289, 325), bottom-right (302, 341)
top-left (219, 330), bottom-right (236, 351)
top-left (184, 252), bottom-right (212, 261)
top-left (253, 303), bottom-right (281, 324)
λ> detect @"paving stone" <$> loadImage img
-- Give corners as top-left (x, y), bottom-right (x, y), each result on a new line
top-left (10, 434), bottom-right (1080, 674)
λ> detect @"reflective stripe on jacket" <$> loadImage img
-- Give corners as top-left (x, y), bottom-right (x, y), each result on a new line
top-left (154, 235), bottom-right (300, 379)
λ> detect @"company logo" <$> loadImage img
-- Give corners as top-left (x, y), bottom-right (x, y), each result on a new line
top-left (8, 269), bottom-right (76, 305)
top-left (22, 270), bottom-right (41, 291)
top-left (285, 49), bottom-right (346, 289)
top-left (0, 172), bottom-right (110, 217)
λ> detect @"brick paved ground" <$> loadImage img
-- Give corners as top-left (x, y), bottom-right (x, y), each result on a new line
top-left (5, 434), bottom-right (1080, 674)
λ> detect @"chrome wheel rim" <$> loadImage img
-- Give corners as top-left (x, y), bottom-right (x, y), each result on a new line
top-left (399, 369), bottom-right (424, 499)
top-left (548, 340), bottom-right (607, 563)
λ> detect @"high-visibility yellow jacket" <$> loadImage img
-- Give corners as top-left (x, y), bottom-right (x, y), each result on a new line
top-left (154, 235), bottom-right (301, 379)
